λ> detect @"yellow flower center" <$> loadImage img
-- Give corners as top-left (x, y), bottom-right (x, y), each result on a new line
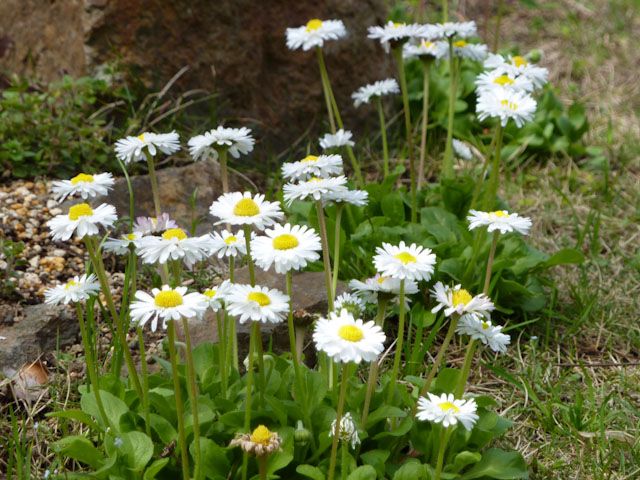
top-left (338, 325), bottom-right (364, 342)
top-left (204, 289), bottom-right (217, 298)
top-left (306, 19), bottom-right (323, 31)
top-left (162, 228), bottom-right (187, 241)
top-left (482, 321), bottom-right (490, 330)
top-left (64, 280), bottom-right (78, 290)
top-left (393, 22), bottom-right (406, 27)
top-left (250, 425), bottom-right (272, 445)
top-left (452, 289), bottom-right (473, 306)
top-left (308, 177), bottom-right (324, 183)
top-left (137, 133), bottom-right (146, 141)
top-left (376, 276), bottom-right (387, 284)
top-left (394, 251), bottom-right (416, 264)
top-left (70, 173), bottom-right (94, 184)
top-left (512, 55), bottom-right (528, 67)
top-left (439, 401), bottom-right (460, 413)
top-left (493, 75), bottom-right (514, 86)
top-left (500, 99), bottom-right (518, 110)
top-left (453, 40), bottom-right (468, 48)
top-left (421, 40), bottom-right (434, 48)
top-left (68, 203), bottom-right (94, 220)
top-left (154, 290), bottom-right (183, 308)
top-left (233, 198), bottom-right (260, 217)
top-left (224, 235), bottom-right (238, 245)
top-left (301, 155), bottom-right (319, 163)
top-left (247, 292), bottom-right (271, 306)
top-left (491, 210), bottom-right (509, 217)
top-left (272, 234), bottom-right (299, 250)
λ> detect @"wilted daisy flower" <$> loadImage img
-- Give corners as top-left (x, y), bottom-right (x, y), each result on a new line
top-left (103, 232), bottom-right (143, 256)
top-left (115, 131), bottom-right (180, 164)
top-left (283, 176), bottom-right (348, 206)
top-left (281, 154), bottom-right (344, 181)
top-left (475, 69), bottom-right (534, 94)
top-left (416, 393), bottom-right (478, 430)
top-left (367, 21), bottom-right (424, 52)
top-left (209, 192), bottom-right (284, 231)
top-left (322, 187), bottom-right (368, 207)
top-left (136, 228), bottom-right (212, 267)
top-left (251, 223), bottom-right (321, 274)
top-left (334, 293), bottom-right (366, 317)
top-left (467, 210), bottom-right (532, 235)
top-left (208, 229), bottom-right (247, 258)
top-left (188, 126), bottom-right (255, 161)
top-left (330, 412), bottom-right (361, 449)
top-left (225, 284), bottom-right (289, 324)
top-left (133, 213), bottom-right (178, 235)
top-left (230, 425), bottom-right (282, 457)
top-left (456, 317), bottom-right (511, 353)
top-left (352, 79), bottom-right (400, 107)
top-left (432, 21), bottom-right (477, 39)
top-left (201, 280), bottom-right (233, 312)
top-left (130, 286), bottom-right (207, 332)
top-left (349, 274), bottom-right (419, 304)
top-left (373, 241), bottom-right (436, 282)
top-left (51, 172), bottom-right (114, 203)
top-left (313, 309), bottom-right (385, 363)
top-left (319, 129), bottom-right (355, 150)
top-left (484, 53), bottom-right (548, 89)
top-left (403, 39), bottom-right (447, 60)
top-left (286, 19), bottom-right (347, 51)
top-left (48, 203), bottom-right (117, 241)
top-left (446, 39), bottom-right (488, 61)
top-left (476, 87), bottom-right (537, 128)
top-left (452, 139), bottom-right (473, 161)
top-left (44, 274), bottom-right (100, 305)
top-left (430, 282), bottom-right (494, 320)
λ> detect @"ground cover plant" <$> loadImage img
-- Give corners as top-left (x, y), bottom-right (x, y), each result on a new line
top-left (1, 0), bottom-right (639, 479)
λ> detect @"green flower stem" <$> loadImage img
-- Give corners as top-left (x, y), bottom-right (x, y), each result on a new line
top-left (181, 317), bottom-right (202, 480)
top-left (386, 279), bottom-right (406, 403)
top-left (442, 0), bottom-right (448, 22)
top-left (408, 300), bottom-right (427, 376)
top-left (393, 46), bottom-right (417, 223)
top-left (167, 319), bottom-right (190, 480)
top-left (241, 321), bottom-right (257, 480)
top-left (116, 158), bottom-right (135, 231)
top-left (136, 326), bottom-right (152, 437)
top-left (253, 322), bottom-right (266, 409)
top-left (219, 148), bottom-right (230, 193)
top-left (258, 456), bottom-right (268, 480)
top-left (361, 298), bottom-right (388, 426)
top-left (228, 256), bottom-right (238, 371)
top-left (376, 97), bottom-right (390, 179)
top-left (340, 441), bottom-right (348, 480)
top-left (243, 226), bottom-right (256, 287)
top-left (217, 311), bottom-right (228, 398)
top-left (434, 427), bottom-right (452, 480)
top-left (315, 200), bottom-right (334, 311)
top-left (483, 123), bottom-right (504, 210)
top-left (483, 231), bottom-right (500, 295)
top-left (418, 60), bottom-right (431, 189)
top-left (328, 363), bottom-right (351, 480)
top-left (286, 272), bottom-right (302, 367)
top-left (470, 154), bottom-right (492, 209)
top-left (492, 0), bottom-right (506, 52)
top-left (84, 236), bottom-right (143, 398)
top-left (316, 47), bottom-right (337, 133)
top-left (144, 152), bottom-right (162, 219)
top-left (331, 204), bottom-right (344, 299)
top-left (74, 303), bottom-right (111, 430)
top-left (442, 40), bottom-right (458, 179)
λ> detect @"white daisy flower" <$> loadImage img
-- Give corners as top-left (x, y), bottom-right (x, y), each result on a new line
top-left (50, 172), bottom-right (115, 203)
top-left (283, 176), bottom-right (348, 206)
top-left (313, 309), bottom-right (385, 363)
top-left (281, 154), bottom-right (344, 181)
top-left (188, 126), bottom-right (255, 161)
top-left (136, 228), bottom-right (212, 267)
top-left (403, 39), bottom-right (447, 60)
top-left (208, 229), bottom-right (247, 258)
top-left (367, 21), bottom-right (423, 52)
top-left (48, 203), bottom-right (117, 242)
top-left (452, 139), bottom-right (473, 161)
top-left (475, 69), bottom-right (534, 94)
top-left (456, 317), bottom-right (511, 353)
top-left (209, 192), bottom-right (284, 231)
top-left (44, 274), bottom-right (100, 305)
top-left (319, 129), bottom-right (355, 150)
top-left (467, 210), bottom-right (532, 235)
top-left (133, 213), bottom-right (179, 235)
top-left (484, 53), bottom-right (548, 89)
top-left (201, 280), bottom-right (233, 312)
top-left (321, 187), bottom-right (368, 207)
top-left (114, 131), bottom-right (180, 164)
top-left (349, 274), bottom-right (419, 304)
top-left (430, 282), bottom-right (494, 321)
top-left (251, 223), bottom-right (321, 274)
top-left (476, 88), bottom-right (537, 128)
top-left (446, 40), bottom-right (488, 61)
top-left (373, 241), bottom-right (436, 282)
top-left (432, 21), bottom-right (477, 39)
top-left (416, 393), bottom-right (479, 430)
top-left (103, 232), bottom-right (143, 256)
top-left (130, 286), bottom-right (207, 332)
top-left (352, 79), bottom-right (400, 107)
top-left (334, 293), bottom-right (366, 317)
top-left (225, 284), bottom-right (289, 324)
top-left (286, 19), bottom-right (347, 51)
top-left (330, 412), bottom-right (361, 449)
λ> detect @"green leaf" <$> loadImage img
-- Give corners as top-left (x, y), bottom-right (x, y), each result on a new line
top-left (143, 459), bottom-right (170, 479)
top-left (542, 248), bottom-right (584, 268)
top-left (448, 451), bottom-right (482, 473)
top-left (381, 191), bottom-right (406, 224)
top-left (46, 409), bottom-right (100, 431)
top-left (150, 413), bottom-right (178, 444)
top-left (365, 405), bottom-right (406, 429)
top-left (52, 435), bottom-right (103, 469)
top-left (361, 449), bottom-right (390, 478)
top-left (193, 438), bottom-right (230, 478)
top-left (348, 465), bottom-right (377, 480)
top-left (392, 460), bottom-right (427, 480)
top-left (80, 389), bottom-right (128, 432)
top-left (122, 431), bottom-right (154, 471)
top-left (460, 448), bottom-right (528, 479)
top-left (420, 207), bottom-right (462, 244)
top-left (296, 465), bottom-right (326, 480)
